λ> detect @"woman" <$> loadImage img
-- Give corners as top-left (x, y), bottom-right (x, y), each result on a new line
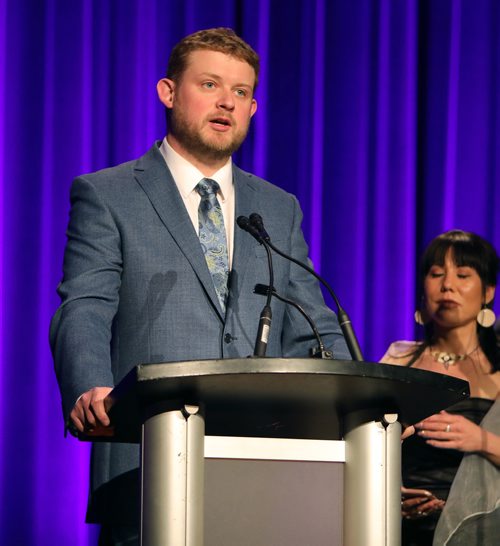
top-left (430, 398), bottom-right (500, 545)
top-left (381, 230), bottom-right (500, 545)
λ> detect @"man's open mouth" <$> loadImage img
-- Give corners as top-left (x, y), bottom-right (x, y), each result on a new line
top-left (210, 117), bottom-right (232, 127)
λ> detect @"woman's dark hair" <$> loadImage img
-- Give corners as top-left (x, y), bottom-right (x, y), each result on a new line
top-left (409, 230), bottom-right (500, 371)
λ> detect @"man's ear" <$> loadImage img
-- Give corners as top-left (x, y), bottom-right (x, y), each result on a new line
top-left (157, 78), bottom-right (175, 109)
top-left (250, 98), bottom-right (257, 118)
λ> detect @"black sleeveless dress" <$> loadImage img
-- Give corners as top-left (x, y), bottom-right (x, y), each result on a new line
top-left (401, 397), bottom-right (493, 546)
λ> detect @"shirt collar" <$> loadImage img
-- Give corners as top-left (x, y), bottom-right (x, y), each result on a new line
top-left (159, 137), bottom-right (233, 201)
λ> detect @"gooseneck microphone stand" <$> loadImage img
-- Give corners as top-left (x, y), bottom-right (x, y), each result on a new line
top-left (254, 284), bottom-right (332, 359)
top-left (236, 216), bottom-right (273, 357)
top-left (248, 213), bottom-right (363, 361)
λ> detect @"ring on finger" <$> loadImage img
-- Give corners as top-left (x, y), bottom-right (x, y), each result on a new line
top-left (445, 423), bottom-right (451, 433)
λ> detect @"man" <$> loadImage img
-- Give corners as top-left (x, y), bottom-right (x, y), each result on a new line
top-left (50, 28), bottom-right (350, 544)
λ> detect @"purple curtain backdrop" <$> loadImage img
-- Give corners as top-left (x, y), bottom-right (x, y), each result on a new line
top-left (1, 0), bottom-right (500, 543)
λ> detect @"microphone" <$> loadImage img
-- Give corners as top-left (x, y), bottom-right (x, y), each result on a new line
top-left (249, 213), bottom-right (364, 361)
top-left (237, 215), bottom-right (274, 357)
top-left (254, 284), bottom-right (333, 359)
top-left (236, 215), bottom-right (263, 242)
top-left (249, 213), bottom-right (270, 242)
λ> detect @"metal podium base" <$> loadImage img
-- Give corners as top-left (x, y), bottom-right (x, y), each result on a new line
top-left (141, 405), bottom-right (205, 546)
top-left (140, 414), bottom-right (401, 546)
top-left (344, 415), bottom-right (402, 546)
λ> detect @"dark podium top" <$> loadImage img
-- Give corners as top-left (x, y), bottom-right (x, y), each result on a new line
top-left (104, 359), bottom-right (469, 443)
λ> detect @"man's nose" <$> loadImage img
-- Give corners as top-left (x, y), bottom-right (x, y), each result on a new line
top-left (217, 88), bottom-right (235, 111)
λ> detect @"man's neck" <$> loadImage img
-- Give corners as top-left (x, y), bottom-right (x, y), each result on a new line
top-left (166, 134), bottom-right (230, 177)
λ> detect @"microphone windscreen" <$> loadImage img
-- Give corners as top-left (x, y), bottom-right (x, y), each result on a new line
top-left (236, 215), bottom-right (250, 229)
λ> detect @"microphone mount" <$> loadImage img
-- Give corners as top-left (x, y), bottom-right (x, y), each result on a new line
top-left (254, 284), bottom-right (333, 359)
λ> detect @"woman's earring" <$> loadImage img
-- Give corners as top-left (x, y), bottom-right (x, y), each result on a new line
top-left (477, 306), bottom-right (496, 328)
top-left (414, 310), bottom-right (424, 325)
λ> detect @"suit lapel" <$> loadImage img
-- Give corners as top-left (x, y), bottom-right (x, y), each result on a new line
top-left (229, 167), bottom-right (259, 304)
top-left (133, 144), bottom-right (225, 319)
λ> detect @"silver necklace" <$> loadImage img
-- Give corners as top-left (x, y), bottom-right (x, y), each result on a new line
top-left (430, 345), bottom-right (479, 370)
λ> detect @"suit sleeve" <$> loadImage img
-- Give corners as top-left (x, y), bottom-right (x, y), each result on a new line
top-left (280, 195), bottom-right (351, 360)
top-left (50, 176), bottom-right (122, 422)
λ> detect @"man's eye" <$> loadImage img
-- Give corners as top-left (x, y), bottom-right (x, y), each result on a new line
top-left (203, 82), bottom-right (215, 89)
top-left (235, 89), bottom-right (247, 97)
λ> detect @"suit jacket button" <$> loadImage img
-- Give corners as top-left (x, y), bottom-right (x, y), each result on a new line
top-left (224, 333), bottom-right (233, 344)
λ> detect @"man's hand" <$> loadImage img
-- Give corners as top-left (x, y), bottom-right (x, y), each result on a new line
top-left (70, 387), bottom-right (114, 434)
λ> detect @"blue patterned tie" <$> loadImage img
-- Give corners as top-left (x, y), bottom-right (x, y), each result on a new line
top-left (196, 178), bottom-right (229, 312)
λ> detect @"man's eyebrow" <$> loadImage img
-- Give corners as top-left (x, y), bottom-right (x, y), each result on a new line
top-left (199, 72), bottom-right (221, 80)
top-left (199, 72), bottom-right (253, 88)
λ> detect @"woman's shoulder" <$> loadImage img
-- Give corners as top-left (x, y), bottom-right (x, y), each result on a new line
top-left (379, 340), bottom-right (422, 365)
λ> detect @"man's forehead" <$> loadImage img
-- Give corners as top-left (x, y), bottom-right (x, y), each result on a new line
top-left (185, 49), bottom-right (254, 75)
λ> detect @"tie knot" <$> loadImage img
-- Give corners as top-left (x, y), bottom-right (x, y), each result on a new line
top-left (196, 178), bottom-right (220, 198)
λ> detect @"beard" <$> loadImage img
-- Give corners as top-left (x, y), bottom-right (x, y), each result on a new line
top-left (168, 107), bottom-right (250, 162)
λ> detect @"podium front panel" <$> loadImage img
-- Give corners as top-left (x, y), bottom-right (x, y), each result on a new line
top-left (204, 437), bottom-right (344, 546)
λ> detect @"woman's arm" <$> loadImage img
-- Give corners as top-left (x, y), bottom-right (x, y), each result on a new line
top-left (415, 410), bottom-right (500, 466)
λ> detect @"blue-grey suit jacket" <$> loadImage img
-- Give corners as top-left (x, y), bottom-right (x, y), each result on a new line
top-left (50, 142), bottom-right (350, 523)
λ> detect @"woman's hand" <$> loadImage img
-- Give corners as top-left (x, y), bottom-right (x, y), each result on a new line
top-left (401, 424), bottom-right (415, 441)
top-left (401, 486), bottom-right (445, 518)
top-left (414, 410), bottom-right (483, 453)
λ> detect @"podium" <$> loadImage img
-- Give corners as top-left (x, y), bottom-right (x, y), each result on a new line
top-left (102, 358), bottom-right (468, 546)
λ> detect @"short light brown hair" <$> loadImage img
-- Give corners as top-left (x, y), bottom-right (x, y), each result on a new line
top-left (167, 28), bottom-right (260, 89)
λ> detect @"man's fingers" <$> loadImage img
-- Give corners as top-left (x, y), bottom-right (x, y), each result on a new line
top-left (83, 402), bottom-right (97, 427)
top-left (91, 398), bottom-right (111, 426)
top-left (70, 410), bottom-right (85, 432)
top-left (72, 387), bottom-right (113, 431)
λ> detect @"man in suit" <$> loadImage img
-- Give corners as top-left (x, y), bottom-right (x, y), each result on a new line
top-left (50, 27), bottom-right (350, 544)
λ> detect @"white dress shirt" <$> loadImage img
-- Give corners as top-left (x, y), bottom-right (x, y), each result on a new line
top-left (159, 137), bottom-right (235, 268)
